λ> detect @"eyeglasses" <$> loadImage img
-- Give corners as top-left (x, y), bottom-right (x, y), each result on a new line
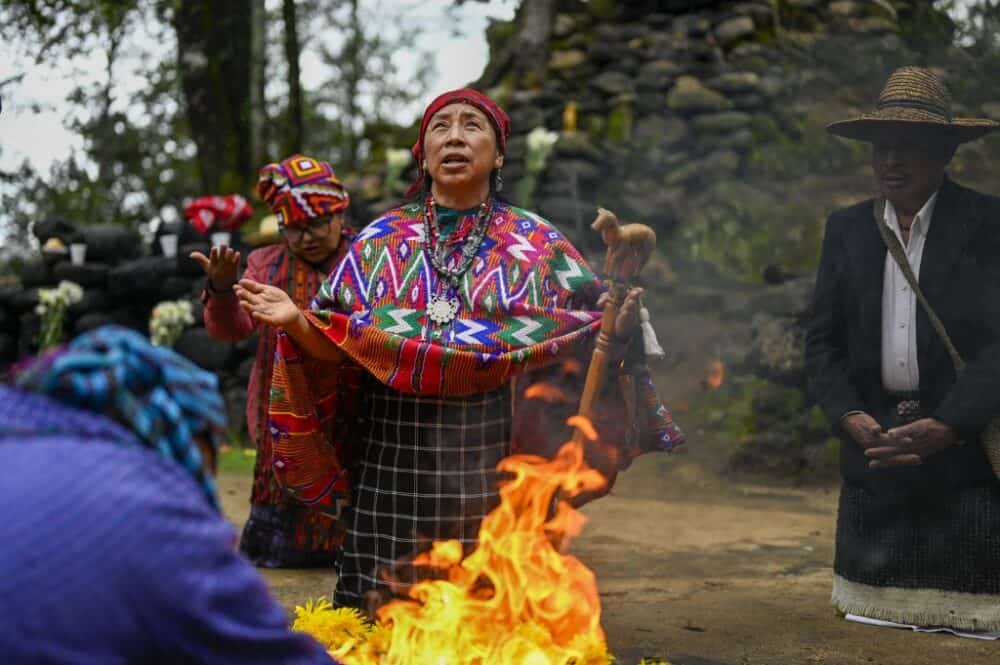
top-left (281, 218), bottom-right (335, 243)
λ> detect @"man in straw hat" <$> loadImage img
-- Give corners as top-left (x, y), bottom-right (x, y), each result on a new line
top-left (806, 66), bottom-right (1000, 634)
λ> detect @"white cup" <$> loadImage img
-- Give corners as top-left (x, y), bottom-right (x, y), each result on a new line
top-left (159, 233), bottom-right (178, 258)
top-left (69, 243), bottom-right (87, 266)
top-left (210, 231), bottom-right (231, 248)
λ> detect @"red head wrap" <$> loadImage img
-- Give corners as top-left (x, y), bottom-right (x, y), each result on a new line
top-left (404, 89), bottom-right (511, 198)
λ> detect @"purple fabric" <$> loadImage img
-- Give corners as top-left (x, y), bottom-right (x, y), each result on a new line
top-left (0, 385), bottom-right (337, 665)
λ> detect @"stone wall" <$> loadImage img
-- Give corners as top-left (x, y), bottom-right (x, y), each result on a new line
top-left (491, 0), bottom-right (935, 270)
top-left (481, 0), bottom-right (973, 478)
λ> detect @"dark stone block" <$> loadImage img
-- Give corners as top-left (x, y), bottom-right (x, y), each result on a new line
top-left (160, 276), bottom-right (193, 300)
top-left (32, 218), bottom-right (78, 245)
top-left (20, 258), bottom-right (52, 288)
top-left (53, 261), bottom-right (111, 289)
top-left (175, 327), bottom-right (236, 372)
top-left (108, 308), bottom-right (146, 332)
top-left (534, 197), bottom-right (598, 237)
top-left (107, 257), bottom-right (176, 297)
top-left (0, 307), bottom-right (15, 335)
top-left (0, 287), bottom-right (20, 310)
top-left (9, 288), bottom-right (40, 314)
top-left (73, 312), bottom-right (117, 334)
top-left (508, 106), bottom-right (546, 132)
top-left (17, 312), bottom-right (40, 357)
top-left (67, 288), bottom-right (111, 319)
top-left (178, 242), bottom-right (212, 277)
top-left (79, 225), bottom-right (143, 263)
top-left (0, 332), bottom-right (17, 363)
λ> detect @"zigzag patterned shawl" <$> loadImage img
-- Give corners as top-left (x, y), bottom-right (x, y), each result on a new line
top-left (304, 200), bottom-right (604, 395)
top-left (267, 201), bottom-right (604, 510)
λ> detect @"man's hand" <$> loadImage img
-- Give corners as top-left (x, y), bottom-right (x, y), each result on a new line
top-left (842, 412), bottom-right (890, 451)
top-left (865, 417), bottom-right (959, 468)
top-left (190, 245), bottom-right (241, 292)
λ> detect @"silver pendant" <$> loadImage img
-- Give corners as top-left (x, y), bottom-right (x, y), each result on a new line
top-left (427, 293), bottom-right (460, 325)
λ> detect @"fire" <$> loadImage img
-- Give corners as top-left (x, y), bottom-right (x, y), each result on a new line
top-left (703, 359), bottom-right (724, 390)
top-left (524, 383), bottom-right (573, 404)
top-left (296, 420), bottom-right (613, 665)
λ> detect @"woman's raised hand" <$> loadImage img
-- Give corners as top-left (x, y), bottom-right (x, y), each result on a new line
top-left (189, 245), bottom-right (241, 291)
top-left (234, 279), bottom-right (302, 328)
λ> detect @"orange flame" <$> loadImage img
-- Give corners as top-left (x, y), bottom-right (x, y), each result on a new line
top-left (704, 359), bottom-right (724, 390)
top-left (333, 420), bottom-right (611, 664)
top-left (561, 358), bottom-right (583, 376)
top-left (524, 383), bottom-right (573, 404)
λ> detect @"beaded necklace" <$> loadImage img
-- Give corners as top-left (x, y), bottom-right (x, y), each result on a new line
top-left (422, 192), bottom-right (493, 325)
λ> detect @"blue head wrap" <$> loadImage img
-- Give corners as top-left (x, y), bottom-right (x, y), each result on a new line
top-left (13, 325), bottom-right (226, 508)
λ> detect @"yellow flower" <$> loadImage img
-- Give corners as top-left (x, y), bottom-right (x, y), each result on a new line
top-left (565, 634), bottom-right (615, 665)
top-left (365, 622), bottom-right (393, 655)
top-left (292, 598), bottom-right (372, 655)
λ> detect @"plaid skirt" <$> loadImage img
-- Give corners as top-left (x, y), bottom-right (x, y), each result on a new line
top-left (333, 381), bottom-right (512, 608)
top-left (833, 397), bottom-right (1000, 629)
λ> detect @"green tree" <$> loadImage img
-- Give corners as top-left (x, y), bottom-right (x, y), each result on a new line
top-left (301, 0), bottom-right (434, 171)
top-left (0, 1), bottom-right (200, 238)
top-left (173, 0), bottom-right (254, 195)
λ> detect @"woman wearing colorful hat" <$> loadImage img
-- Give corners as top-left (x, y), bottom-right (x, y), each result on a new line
top-left (807, 66), bottom-right (1000, 633)
top-left (235, 90), bottom-right (684, 609)
top-left (192, 155), bottom-right (356, 568)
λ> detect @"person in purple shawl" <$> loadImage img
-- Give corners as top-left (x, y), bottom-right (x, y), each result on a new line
top-left (0, 325), bottom-right (338, 665)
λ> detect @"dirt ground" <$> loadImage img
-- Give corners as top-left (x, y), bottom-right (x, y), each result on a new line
top-left (218, 291), bottom-right (998, 664)
top-left (219, 452), bottom-right (998, 665)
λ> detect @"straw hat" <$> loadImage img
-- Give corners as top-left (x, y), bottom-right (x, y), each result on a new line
top-left (826, 66), bottom-right (998, 143)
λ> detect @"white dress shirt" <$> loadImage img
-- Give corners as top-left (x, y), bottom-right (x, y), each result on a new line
top-left (881, 192), bottom-right (938, 393)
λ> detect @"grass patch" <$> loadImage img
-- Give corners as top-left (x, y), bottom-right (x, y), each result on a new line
top-left (219, 446), bottom-right (257, 474)
top-left (684, 374), bottom-right (838, 482)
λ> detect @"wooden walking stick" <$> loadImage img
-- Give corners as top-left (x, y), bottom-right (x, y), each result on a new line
top-left (557, 208), bottom-right (656, 513)
top-left (572, 207), bottom-right (657, 446)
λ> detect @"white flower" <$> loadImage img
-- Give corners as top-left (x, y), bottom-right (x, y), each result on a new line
top-left (56, 280), bottom-right (84, 305)
top-left (385, 148), bottom-right (412, 170)
top-left (526, 126), bottom-right (558, 154)
top-left (38, 289), bottom-right (55, 307)
top-left (524, 126), bottom-right (559, 175)
top-left (150, 299), bottom-right (195, 346)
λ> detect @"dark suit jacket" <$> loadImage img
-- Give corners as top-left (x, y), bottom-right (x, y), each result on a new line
top-left (805, 177), bottom-right (1000, 490)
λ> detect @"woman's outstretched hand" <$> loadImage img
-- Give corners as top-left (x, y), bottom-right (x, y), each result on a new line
top-left (234, 279), bottom-right (302, 328)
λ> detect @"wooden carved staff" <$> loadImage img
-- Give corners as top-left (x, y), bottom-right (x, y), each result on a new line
top-left (572, 207), bottom-right (657, 446)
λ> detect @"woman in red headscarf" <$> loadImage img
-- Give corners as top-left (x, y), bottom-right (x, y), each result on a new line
top-left (235, 91), bottom-right (684, 608)
top-left (192, 154), bottom-right (357, 568)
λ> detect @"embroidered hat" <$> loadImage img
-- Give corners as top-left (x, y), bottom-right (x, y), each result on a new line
top-left (256, 154), bottom-right (350, 228)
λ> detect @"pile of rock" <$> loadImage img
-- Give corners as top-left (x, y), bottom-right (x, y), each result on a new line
top-left (495, 0), bottom-right (909, 242)
top-left (0, 220), bottom-right (256, 441)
